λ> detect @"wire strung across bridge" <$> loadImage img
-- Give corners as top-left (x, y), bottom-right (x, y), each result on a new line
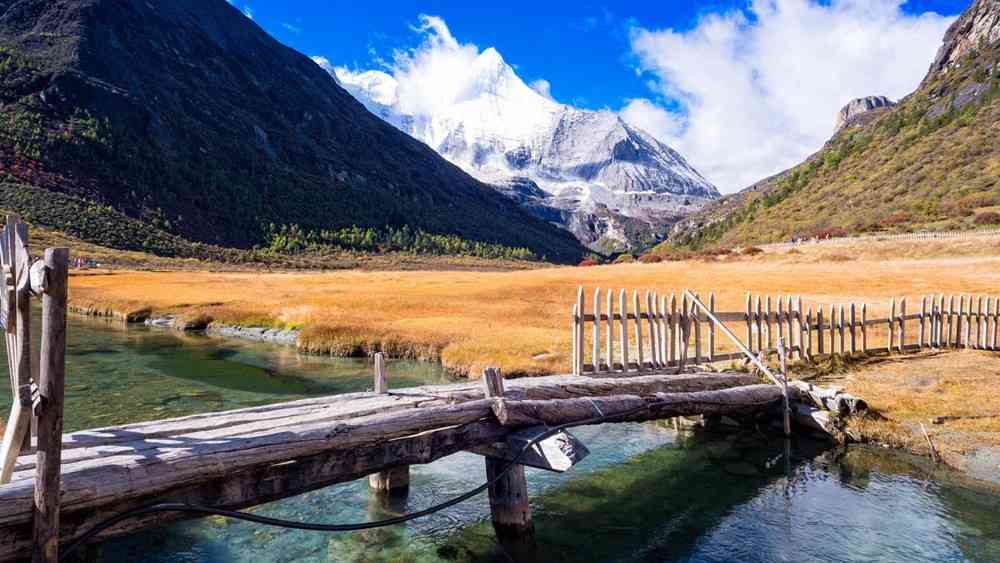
top-left (59, 394), bottom-right (783, 561)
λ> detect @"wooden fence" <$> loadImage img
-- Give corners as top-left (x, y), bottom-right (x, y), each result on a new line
top-left (761, 227), bottom-right (1000, 250)
top-left (571, 287), bottom-right (1000, 375)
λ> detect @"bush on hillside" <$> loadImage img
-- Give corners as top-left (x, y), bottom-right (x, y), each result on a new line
top-left (974, 211), bottom-right (1000, 225)
top-left (638, 254), bottom-right (663, 264)
top-left (613, 254), bottom-right (636, 264)
top-left (879, 211), bottom-right (914, 228)
top-left (741, 246), bottom-right (764, 256)
top-left (578, 259), bottom-right (600, 267)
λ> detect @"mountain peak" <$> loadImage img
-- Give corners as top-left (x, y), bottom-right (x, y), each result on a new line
top-left (926, 0), bottom-right (1000, 80)
top-left (835, 95), bottom-right (895, 132)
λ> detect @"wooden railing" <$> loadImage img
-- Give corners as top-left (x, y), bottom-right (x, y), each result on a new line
top-left (761, 227), bottom-right (1000, 250)
top-left (571, 287), bottom-right (1000, 375)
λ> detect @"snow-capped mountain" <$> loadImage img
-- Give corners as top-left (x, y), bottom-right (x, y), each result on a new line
top-left (329, 48), bottom-right (720, 252)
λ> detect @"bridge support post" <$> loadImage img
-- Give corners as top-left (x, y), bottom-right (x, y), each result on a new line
top-left (32, 248), bottom-right (69, 563)
top-left (482, 367), bottom-right (535, 553)
top-left (368, 353), bottom-right (410, 495)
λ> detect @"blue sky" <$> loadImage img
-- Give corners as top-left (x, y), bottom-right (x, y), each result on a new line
top-left (233, 1), bottom-right (969, 191)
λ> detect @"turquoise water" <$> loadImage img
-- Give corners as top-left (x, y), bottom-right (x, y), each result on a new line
top-left (2, 315), bottom-right (999, 562)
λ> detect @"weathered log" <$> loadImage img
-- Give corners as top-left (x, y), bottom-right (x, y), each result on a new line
top-left (0, 420), bottom-right (510, 562)
top-left (790, 404), bottom-right (840, 439)
top-left (491, 385), bottom-right (783, 427)
top-left (788, 381), bottom-right (868, 415)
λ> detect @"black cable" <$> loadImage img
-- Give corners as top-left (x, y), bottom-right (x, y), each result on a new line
top-left (59, 395), bottom-right (780, 561)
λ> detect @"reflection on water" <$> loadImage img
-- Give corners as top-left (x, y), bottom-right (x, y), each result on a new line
top-left (0, 311), bottom-right (452, 431)
top-left (2, 313), bottom-right (999, 562)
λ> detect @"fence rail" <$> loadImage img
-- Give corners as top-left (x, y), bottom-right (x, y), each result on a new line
top-left (571, 287), bottom-right (1000, 375)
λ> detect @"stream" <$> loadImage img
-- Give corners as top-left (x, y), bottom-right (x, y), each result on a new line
top-left (1, 313), bottom-right (998, 562)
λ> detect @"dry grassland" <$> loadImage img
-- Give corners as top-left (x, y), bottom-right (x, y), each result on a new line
top-left (68, 238), bottom-right (1000, 378)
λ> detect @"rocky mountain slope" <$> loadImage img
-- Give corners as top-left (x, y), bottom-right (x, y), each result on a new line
top-left (0, 0), bottom-right (586, 263)
top-left (666, 0), bottom-right (1000, 250)
top-left (332, 49), bottom-right (719, 252)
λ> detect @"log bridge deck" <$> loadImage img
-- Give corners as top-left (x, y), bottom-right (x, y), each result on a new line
top-left (0, 370), bottom-right (784, 561)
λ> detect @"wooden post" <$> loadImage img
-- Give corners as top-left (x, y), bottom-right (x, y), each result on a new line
top-left (647, 291), bottom-right (659, 368)
top-left (898, 298), bottom-right (906, 353)
top-left (861, 303), bottom-right (868, 353)
top-left (919, 296), bottom-right (927, 349)
top-left (619, 289), bottom-right (628, 372)
top-left (777, 337), bottom-right (791, 437)
top-left (786, 296), bottom-right (794, 357)
top-left (977, 296), bottom-right (985, 349)
top-left (369, 352), bottom-right (410, 493)
top-left (482, 368), bottom-right (534, 543)
top-left (593, 288), bottom-right (601, 372)
top-left (693, 295), bottom-right (702, 363)
top-left (804, 307), bottom-right (813, 360)
top-left (946, 295), bottom-right (955, 348)
top-left (668, 294), bottom-right (677, 365)
top-left (755, 295), bottom-right (763, 354)
top-left (817, 307), bottom-right (825, 355)
top-left (576, 287), bottom-right (585, 375)
top-left (659, 295), bottom-right (668, 365)
top-left (679, 292), bottom-right (689, 370)
top-left (959, 295), bottom-right (968, 349)
top-left (776, 297), bottom-right (784, 357)
top-left (33, 247), bottom-right (69, 563)
top-left (571, 304), bottom-right (579, 375)
top-left (745, 292), bottom-right (752, 352)
top-left (708, 293), bottom-right (716, 363)
top-left (888, 298), bottom-right (896, 353)
top-left (992, 297), bottom-right (999, 351)
top-left (606, 289), bottom-right (613, 371)
top-left (829, 304), bottom-right (836, 356)
top-left (633, 290), bottom-right (644, 372)
top-left (838, 305), bottom-right (846, 355)
top-left (849, 303), bottom-right (857, 355)
top-left (764, 295), bottom-right (772, 354)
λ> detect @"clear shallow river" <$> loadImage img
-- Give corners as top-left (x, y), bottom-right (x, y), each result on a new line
top-left (2, 314), bottom-right (999, 562)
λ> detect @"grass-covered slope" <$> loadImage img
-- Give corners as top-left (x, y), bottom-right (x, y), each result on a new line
top-left (0, 0), bottom-right (585, 263)
top-left (666, 0), bottom-right (1000, 250)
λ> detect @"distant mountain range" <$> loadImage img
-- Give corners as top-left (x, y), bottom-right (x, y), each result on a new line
top-left (666, 0), bottom-right (1000, 250)
top-left (330, 48), bottom-right (719, 252)
top-left (0, 0), bottom-right (586, 263)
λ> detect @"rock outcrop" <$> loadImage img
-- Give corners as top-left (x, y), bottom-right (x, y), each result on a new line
top-left (926, 0), bottom-right (1000, 80)
top-left (835, 96), bottom-right (895, 132)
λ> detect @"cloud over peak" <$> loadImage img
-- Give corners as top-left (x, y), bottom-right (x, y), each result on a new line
top-left (623, 0), bottom-right (954, 192)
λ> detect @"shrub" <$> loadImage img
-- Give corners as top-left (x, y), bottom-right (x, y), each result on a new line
top-left (813, 227), bottom-right (848, 239)
top-left (577, 259), bottom-right (600, 267)
top-left (613, 254), bottom-right (636, 264)
top-left (973, 211), bottom-right (1000, 225)
top-left (879, 211), bottom-right (914, 227)
top-left (741, 246), bottom-right (764, 256)
top-left (638, 254), bottom-right (663, 264)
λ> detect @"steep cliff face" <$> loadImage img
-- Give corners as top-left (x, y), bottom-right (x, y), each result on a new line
top-left (927, 0), bottom-right (1000, 79)
top-left (0, 0), bottom-right (585, 262)
top-left (333, 48), bottom-right (719, 252)
top-left (661, 0), bottom-right (1000, 251)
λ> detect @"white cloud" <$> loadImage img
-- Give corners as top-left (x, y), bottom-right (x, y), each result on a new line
top-left (311, 56), bottom-right (335, 75)
top-left (282, 22), bottom-right (302, 34)
top-left (625, 0), bottom-right (955, 192)
top-left (529, 79), bottom-right (555, 101)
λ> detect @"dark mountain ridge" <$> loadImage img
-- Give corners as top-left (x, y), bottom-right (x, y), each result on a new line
top-left (0, 0), bottom-right (585, 262)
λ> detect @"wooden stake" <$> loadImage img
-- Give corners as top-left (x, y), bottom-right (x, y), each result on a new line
top-left (606, 289), bottom-right (613, 371)
top-left (829, 304), bottom-right (836, 356)
top-left (839, 304), bottom-right (846, 355)
top-left (633, 290), bottom-right (644, 372)
top-left (745, 292), bottom-right (752, 352)
top-left (805, 307), bottom-right (813, 360)
top-left (33, 247), bottom-right (69, 563)
top-left (369, 353), bottom-right (410, 493)
top-left (482, 367), bottom-right (534, 542)
top-left (861, 303), bottom-right (868, 353)
top-left (693, 294), bottom-right (702, 363)
top-left (593, 288), bottom-right (602, 372)
top-left (755, 295), bottom-right (763, 353)
top-left (647, 291), bottom-right (658, 368)
top-left (764, 295), bottom-right (772, 353)
top-left (960, 295), bottom-right (968, 349)
top-left (708, 293), bottom-right (716, 363)
top-left (669, 294), bottom-right (677, 365)
top-left (849, 303), bottom-right (857, 355)
top-left (899, 298), bottom-right (906, 353)
top-left (919, 296), bottom-right (927, 349)
top-left (619, 289), bottom-right (628, 372)
top-left (576, 287), bottom-right (585, 375)
top-left (571, 304), bottom-right (579, 375)
top-left (888, 298), bottom-right (896, 353)
top-left (817, 307), bottom-right (825, 355)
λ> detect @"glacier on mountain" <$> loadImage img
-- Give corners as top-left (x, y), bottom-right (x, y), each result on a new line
top-left (328, 48), bottom-right (719, 252)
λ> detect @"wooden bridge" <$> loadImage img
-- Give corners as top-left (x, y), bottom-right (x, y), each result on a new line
top-left (0, 217), bottom-right (867, 562)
